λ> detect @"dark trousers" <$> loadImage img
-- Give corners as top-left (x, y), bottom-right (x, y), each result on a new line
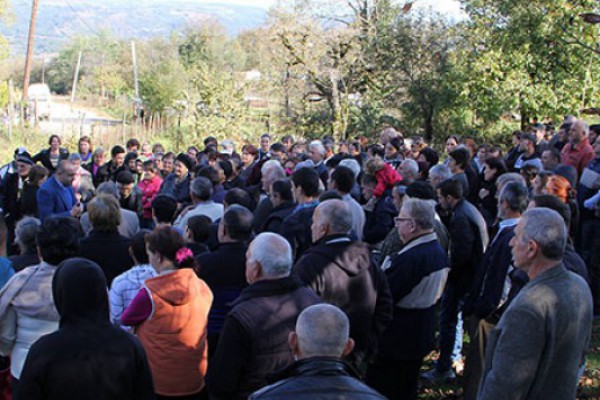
top-left (367, 357), bottom-right (423, 400)
top-left (463, 317), bottom-right (496, 400)
top-left (579, 218), bottom-right (600, 313)
top-left (436, 283), bottom-right (463, 372)
top-left (11, 376), bottom-right (19, 400)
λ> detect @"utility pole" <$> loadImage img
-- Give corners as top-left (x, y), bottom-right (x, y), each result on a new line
top-left (131, 41), bottom-right (139, 101)
top-left (71, 51), bottom-right (82, 103)
top-left (23, 0), bottom-right (40, 100)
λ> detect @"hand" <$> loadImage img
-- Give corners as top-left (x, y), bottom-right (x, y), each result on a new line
top-left (71, 203), bottom-right (82, 218)
top-left (479, 189), bottom-right (490, 199)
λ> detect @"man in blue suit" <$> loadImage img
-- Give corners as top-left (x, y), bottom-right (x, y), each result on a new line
top-left (37, 161), bottom-right (82, 221)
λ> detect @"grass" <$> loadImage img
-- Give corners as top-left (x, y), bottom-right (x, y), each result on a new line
top-left (418, 318), bottom-right (600, 399)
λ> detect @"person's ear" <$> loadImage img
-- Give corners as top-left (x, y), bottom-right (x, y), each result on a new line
top-left (288, 331), bottom-right (300, 357)
top-left (341, 338), bottom-right (355, 358)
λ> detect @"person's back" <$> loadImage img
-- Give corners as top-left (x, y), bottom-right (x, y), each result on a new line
top-left (17, 258), bottom-right (155, 400)
top-left (250, 304), bottom-right (386, 400)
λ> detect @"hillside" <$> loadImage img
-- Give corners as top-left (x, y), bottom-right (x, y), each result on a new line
top-left (3, 0), bottom-right (268, 54)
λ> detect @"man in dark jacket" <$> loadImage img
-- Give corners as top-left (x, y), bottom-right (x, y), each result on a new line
top-left (368, 198), bottom-right (449, 400)
top-left (116, 171), bottom-right (143, 220)
top-left (96, 145), bottom-right (126, 184)
top-left (263, 179), bottom-right (295, 235)
top-left (250, 304), bottom-right (386, 400)
top-left (17, 258), bottom-right (155, 400)
top-left (196, 205), bottom-right (252, 357)
top-left (206, 232), bottom-right (321, 400)
top-left (159, 153), bottom-right (193, 206)
top-left (462, 181), bottom-right (528, 399)
top-left (423, 178), bottom-right (489, 381)
top-left (294, 199), bottom-right (392, 375)
top-left (361, 174), bottom-right (397, 247)
top-left (281, 167), bottom-right (320, 260)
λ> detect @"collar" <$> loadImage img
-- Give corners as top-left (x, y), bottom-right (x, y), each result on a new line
top-left (293, 200), bottom-right (319, 214)
top-left (528, 262), bottom-right (566, 286)
top-left (267, 357), bottom-right (357, 384)
top-left (314, 233), bottom-right (352, 247)
top-left (499, 217), bottom-right (520, 231)
top-left (397, 232), bottom-right (437, 257)
top-left (233, 276), bottom-right (302, 306)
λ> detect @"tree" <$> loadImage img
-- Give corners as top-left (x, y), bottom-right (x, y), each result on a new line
top-left (457, 0), bottom-right (600, 129)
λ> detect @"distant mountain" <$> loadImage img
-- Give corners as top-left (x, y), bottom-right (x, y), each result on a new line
top-left (3, 0), bottom-right (269, 54)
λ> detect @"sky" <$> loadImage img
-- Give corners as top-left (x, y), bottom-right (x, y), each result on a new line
top-left (194, 0), bottom-right (464, 17)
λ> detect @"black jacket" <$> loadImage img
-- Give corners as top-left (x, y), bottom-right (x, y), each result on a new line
top-left (206, 276), bottom-right (320, 400)
top-left (120, 186), bottom-right (144, 219)
top-left (294, 235), bottom-right (393, 367)
top-left (196, 242), bottom-right (249, 338)
top-left (250, 358), bottom-right (386, 400)
top-left (159, 173), bottom-right (191, 205)
top-left (448, 199), bottom-right (489, 295)
top-left (32, 148), bottom-right (69, 174)
top-left (464, 224), bottom-right (515, 319)
top-left (17, 258), bottom-right (155, 400)
top-left (263, 201), bottom-right (296, 235)
top-left (281, 202), bottom-right (318, 261)
top-left (363, 191), bottom-right (397, 245)
top-left (79, 230), bottom-right (133, 286)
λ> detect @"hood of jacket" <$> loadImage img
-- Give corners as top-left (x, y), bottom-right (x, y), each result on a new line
top-left (146, 268), bottom-right (200, 306)
top-left (52, 257), bottom-right (110, 327)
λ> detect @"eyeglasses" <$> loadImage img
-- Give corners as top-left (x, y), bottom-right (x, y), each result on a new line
top-left (394, 216), bottom-right (413, 225)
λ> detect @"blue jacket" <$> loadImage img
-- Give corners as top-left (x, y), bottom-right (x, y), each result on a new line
top-left (36, 176), bottom-right (77, 221)
top-left (377, 232), bottom-right (449, 360)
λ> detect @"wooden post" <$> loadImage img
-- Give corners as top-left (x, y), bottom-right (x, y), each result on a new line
top-left (71, 52), bottom-right (82, 103)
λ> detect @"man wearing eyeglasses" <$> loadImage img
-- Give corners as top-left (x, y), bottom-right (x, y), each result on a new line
top-left (367, 198), bottom-right (449, 400)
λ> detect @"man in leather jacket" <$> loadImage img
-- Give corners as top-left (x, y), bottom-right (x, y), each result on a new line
top-left (250, 304), bottom-right (386, 400)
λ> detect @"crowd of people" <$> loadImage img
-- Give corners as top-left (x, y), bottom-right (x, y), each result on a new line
top-left (0, 117), bottom-right (598, 399)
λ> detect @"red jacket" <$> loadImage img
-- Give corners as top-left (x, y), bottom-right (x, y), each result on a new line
top-left (138, 175), bottom-right (163, 219)
top-left (373, 163), bottom-right (401, 198)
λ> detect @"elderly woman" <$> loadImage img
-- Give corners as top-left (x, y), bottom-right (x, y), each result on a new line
top-left (79, 194), bottom-right (133, 286)
top-left (8, 217), bottom-right (41, 272)
top-left (0, 216), bottom-right (81, 395)
top-left (122, 226), bottom-right (213, 400)
top-left (85, 148), bottom-right (107, 188)
top-left (77, 135), bottom-right (93, 164)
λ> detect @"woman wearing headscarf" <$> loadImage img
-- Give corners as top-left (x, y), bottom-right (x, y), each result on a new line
top-left (17, 258), bottom-right (155, 400)
top-left (122, 226), bottom-right (213, 400)
top-left (0, 216), bottom-right (81, 396)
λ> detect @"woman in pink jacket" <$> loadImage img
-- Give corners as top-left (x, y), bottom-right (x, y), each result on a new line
top-left (138, 160), bottom-right (163, 229)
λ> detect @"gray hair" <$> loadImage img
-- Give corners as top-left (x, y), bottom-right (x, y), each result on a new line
top-left (261, 159), bottom-right (285, 176)
top-left (249, 232), bottom-right (292, 278)
top-left (574, 120), bottom-right (590, 136)
top-left (309, 140), bottom-right (325, 156)
top-left (520, 208), bottom-right (567, 260)
top-left (190, 176), bottom-right (213, 201)
top-left (317, 199), bottom-right (352, 234)
top-left (401, 198), bottom-right (435, 231)
top-left (338, 158), bottom-right (361, 179)
top-left (15, 216), bottom-right (41, 253)
top-left (496, 173), bottom-right (526, 192)
top-left (96, 181), bottom-right (120, 199)
top-left (401, 159), bottom-right (419, 177)
top-left (499, 181), bottom-right (529, 214)
top-left (429, 164), bottom-right (451, 181)
top-left (296, 304), bottom-right (350, 358)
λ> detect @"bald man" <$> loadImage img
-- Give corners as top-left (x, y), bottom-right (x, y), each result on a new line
top-left (294, 199), bottom-right (393, 376)
top-left (250, 304), bottom-right (386, 399)
top-left (207, 233), bottom-right (320, 400)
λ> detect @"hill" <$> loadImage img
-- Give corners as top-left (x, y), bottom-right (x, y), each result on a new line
top-left (3, 0), bottom-right (268, 54)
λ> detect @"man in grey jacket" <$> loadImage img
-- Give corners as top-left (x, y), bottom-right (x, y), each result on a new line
top-left (478, 208), bottom-right (593, 400)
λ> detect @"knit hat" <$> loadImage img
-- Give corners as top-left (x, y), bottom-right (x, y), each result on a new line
top-left (176, 153), bottom-right (194, 171)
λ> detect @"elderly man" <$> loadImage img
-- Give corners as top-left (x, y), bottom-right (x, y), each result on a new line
top-left (478, 208), bottom-right (593, 400)
top-left (37, 161), bottom-right (82, 222)
top-left (173, 176), bottom-right (224, 230)
top-left (561, 119), bottom-right (595, 180)
top-left (294, 200), bottom-right (392, 375)
top-left (250, 304), bottom-right (386, 400)
top-left (368, 198), bottom-right (449, 400)
top-left (308, 140), bottom-right (329, 186)
top-left (206, 232), bottom-right (320, 400)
